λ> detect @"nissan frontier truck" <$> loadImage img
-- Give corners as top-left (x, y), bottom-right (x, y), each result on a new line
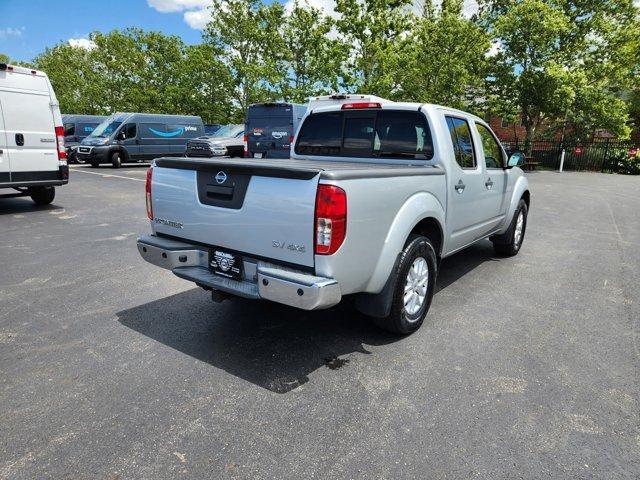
top-left (137, 95), bottom-right (530, 334)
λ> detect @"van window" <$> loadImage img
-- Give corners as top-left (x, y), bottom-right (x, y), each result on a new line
top-left (122, 123), bottom-right (137, 139)
top-left (64, 123), bottom-right (75, 136)
top-left (89, 120), bottom-right (122, 138)
top-left (295, 110), bottom-right (433, 160)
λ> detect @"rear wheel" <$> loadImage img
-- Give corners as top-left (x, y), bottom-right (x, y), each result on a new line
top-left (29, 186), bottom-right (55, 206)
top-left (372, 235), bottom-right (438, 335)
top-left (111, 151), bottom-right (122, 168)
top-left (492, 199), bottom-right (528, 256)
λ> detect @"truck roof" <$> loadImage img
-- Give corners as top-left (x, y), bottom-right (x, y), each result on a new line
top-left (308, 98), bottom-right (485, 123)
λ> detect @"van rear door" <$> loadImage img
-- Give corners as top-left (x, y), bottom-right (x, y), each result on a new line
top-left (246, 105), bottom-right (294, 159)
top-left (0, 72), bottom-right (58, 177)
top-left (0, 96), bottom-right (10, 183)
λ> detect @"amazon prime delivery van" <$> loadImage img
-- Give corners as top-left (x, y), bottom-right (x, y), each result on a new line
top-left (245, 102), bottom-right (307, 159)
top-left (76, 112), bottom-right (204, 168)
top-left (0, 63), bottom-right (68, 205)
top-left (62, 114), bottom-right (106, 163)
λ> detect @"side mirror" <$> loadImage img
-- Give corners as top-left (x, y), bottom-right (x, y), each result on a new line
top-left (507, 151), bottom-right (525, 168)
top-left (117, 131), bottom-right (126, 141)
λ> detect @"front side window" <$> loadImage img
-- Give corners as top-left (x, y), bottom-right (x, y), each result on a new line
top-left (295, 110), bottom-right (433, 160)
top-left (476, 123), bottom-right (504, 169)
top-left (122, 123), bottom-right (137, 139)
top-left (64, 123), bottom-right (75, 136)
top-left (445, 116), bottom-right (475, 169)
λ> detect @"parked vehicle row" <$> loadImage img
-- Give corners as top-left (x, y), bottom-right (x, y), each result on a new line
top-left (137, 94), bottom-right (529, 335)
top-left (185, 124), bottom-right (244, 158)
top-left (75, 112), bottom-right (204, 168)
top-left (0, 63), bottom-right (68, 205)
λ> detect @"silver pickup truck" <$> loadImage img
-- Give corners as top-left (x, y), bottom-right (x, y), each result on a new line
top-left (137, 95), bottom-right (530, 334)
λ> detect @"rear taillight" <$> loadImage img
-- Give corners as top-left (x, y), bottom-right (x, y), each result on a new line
top-left (243, 135), bottom-right (248, 158)
top-left (314, 185), bottom-right (347, 255)
top-left (146, 167), bottom-right (153, 220)
top-left (55, 126), bottom-right (67, 160)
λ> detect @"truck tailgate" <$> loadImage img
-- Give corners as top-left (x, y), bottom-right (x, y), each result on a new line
top-left (150, 158), bottom-right (320, 268)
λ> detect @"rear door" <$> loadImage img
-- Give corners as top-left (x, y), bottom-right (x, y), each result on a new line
top-left (246, 106), bottom-right (293, 159)
top-left (0, 97), bottom-right (9, 183)
top-left (0, 74), bottom-right (58, 176)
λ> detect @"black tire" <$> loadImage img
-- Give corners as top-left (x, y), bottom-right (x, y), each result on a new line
top-left (89, 159), bottom-right (100, 168)
top-left (372, 235), bottom-right (438, 335)
top-left (111, 151), bottom-right (122, 168)
top-left (29, 186), bottom-right (55, 206)
top-left (492, 199), bottom-right (528, 256)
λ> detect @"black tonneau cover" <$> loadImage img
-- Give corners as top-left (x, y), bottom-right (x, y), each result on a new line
top-left (154, 157), bottom-right (444, 181)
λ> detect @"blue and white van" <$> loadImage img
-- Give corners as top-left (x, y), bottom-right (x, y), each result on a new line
top-left (76, 112), bottom-right (204, 168)
top-left (62, 114), bottom-right (106, 163)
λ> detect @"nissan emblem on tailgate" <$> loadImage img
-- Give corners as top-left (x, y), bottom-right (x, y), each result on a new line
top-left (215, 171), bottom-right (227, 184)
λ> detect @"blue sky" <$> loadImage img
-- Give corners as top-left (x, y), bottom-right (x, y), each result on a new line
top-left (0, 0), bottom-right (214, 61)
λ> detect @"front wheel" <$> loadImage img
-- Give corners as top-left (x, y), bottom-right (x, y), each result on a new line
top-left (492, 199), bottom-right (528, 256)
top-left (111, 151), bottom-right (122, 168)
top-left (29, 186), bottom-right (55, 205)
top-left (372, 235), bottom-right (438, 335)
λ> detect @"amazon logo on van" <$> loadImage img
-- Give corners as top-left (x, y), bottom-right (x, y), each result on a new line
top-left (148, 125), bottom-right (198, 138)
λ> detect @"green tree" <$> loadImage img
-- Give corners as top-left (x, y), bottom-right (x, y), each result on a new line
top-left (0, 53), bottom-right (10, 64)
top-left (481, 0), bottom-right (638, 144)
top-left (334, 0), bottom-right (415, 98)
top-left (398, 0), bottom-right (491, 109)
top-left (277, 0), bottom-right (344, 102)
top-left (204, 0), bottom-right (285, 121)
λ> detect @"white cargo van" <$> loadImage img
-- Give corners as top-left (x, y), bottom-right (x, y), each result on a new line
top-left (0, 63), bottom-right (68, 205)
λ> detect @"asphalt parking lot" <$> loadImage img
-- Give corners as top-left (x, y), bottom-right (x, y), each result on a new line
top-left (1, 165), bottom-right (639, 479)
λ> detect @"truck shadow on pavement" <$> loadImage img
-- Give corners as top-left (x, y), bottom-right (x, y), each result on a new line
top-left (117, 242), bottom-right (498, 394)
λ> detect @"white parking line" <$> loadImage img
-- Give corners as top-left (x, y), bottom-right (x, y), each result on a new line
top-left (70, 168), bottom-right (146, 182)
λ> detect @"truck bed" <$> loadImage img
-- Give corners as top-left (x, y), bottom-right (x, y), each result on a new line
top-left (155, 157), bottom-right (444, 180)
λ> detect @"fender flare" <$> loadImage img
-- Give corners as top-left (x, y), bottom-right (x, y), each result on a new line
top-left (499, 175), bottom-right (529, 235)
top-left (367, 191), bottom-right (445, 292)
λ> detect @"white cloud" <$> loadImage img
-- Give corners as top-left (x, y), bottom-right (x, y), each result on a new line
top-left (184, 8), bottom-right (211, 29)
top-left (68, 38), bottom-right (97, 50)
top-left (147, 0), bottom-right (211, 30)
top-left (0, 27), bottom-right (25, 38)
top-left (147, 0), bottom-right (210, 13)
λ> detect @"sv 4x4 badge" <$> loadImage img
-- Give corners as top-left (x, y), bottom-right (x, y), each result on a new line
top-left (272, 240), bottom-right (306, 253)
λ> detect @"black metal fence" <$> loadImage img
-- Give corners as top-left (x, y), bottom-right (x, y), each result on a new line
top-left (501, 139), bottom-right (640, 172)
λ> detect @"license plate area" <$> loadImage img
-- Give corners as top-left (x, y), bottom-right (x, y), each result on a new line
top-left (209, 249), bottom-right (243, 280)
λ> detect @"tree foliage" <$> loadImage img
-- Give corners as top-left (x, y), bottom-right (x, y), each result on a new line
top-left (21, 0), bottom-right (639, 140)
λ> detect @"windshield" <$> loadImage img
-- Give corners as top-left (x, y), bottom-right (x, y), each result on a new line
top-left (89, 119), bottom-right (123, 138)
top-left (210, 124), bottom-right (243, 138)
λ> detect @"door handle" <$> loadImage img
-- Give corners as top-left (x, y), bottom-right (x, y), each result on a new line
top-left (15, 133), bottom-right (24, 146)
top-left (455, 180), bottom-right (466, 194)
top-left (485, 178), bottom-right (494, 189)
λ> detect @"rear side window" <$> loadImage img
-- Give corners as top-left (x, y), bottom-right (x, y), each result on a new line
top-left (295, 110), bottom-right (433, 160)
top-left (445, 116), bottom-right (475, 169)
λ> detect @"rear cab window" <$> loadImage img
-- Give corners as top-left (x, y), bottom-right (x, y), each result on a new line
top-left (295, 109), bottom-right (433, 160)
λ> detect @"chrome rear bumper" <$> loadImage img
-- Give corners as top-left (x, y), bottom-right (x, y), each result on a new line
top-left (137, 235), bottom-right (341, 310)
